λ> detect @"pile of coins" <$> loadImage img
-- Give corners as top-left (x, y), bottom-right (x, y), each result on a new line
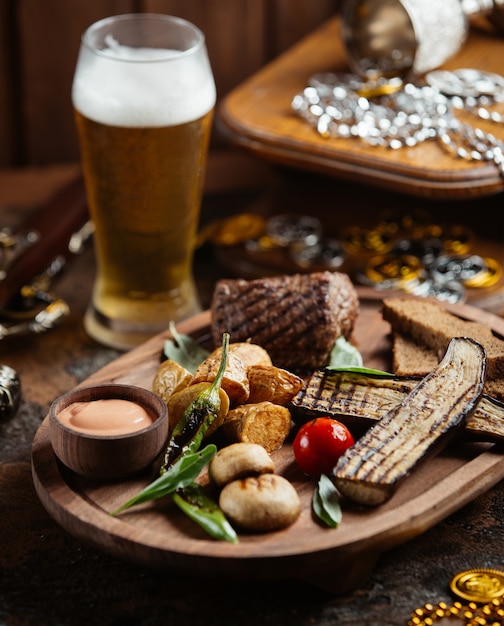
top-left (346, 209), bottom-right (502, 303)
top-left (261, 213), bottom-right (346, 270)
top-left (408, 568), bottom-right (504, 625)
top-left (408, 599), bottom-right (503, 625)
top-left (425, 68), bottom-right (504, 126)
top-left (200, 212), bottom-right (347, 270)
top-left (291, 69), bottom-right (504, 176)
top-left (201, 209), bottom-right (501, 304)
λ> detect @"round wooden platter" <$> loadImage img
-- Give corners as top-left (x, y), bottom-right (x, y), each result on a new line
top-left (31, 293), bottom-right (504, 594)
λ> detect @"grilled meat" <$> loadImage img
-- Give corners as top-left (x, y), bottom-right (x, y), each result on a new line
top-left (333, 337), bottom-right (486, 506)
top-left (210, 271), bottom-right (359, 372)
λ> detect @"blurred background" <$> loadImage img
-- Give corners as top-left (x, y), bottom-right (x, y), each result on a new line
top-left (0, 0), bottom-right (341, 168)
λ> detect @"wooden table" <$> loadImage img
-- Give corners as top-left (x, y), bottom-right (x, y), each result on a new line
top-left (0, 161), bottom-right (503, 625)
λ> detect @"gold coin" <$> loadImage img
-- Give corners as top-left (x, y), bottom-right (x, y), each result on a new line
top-left (342, 226), bottom-right (393, 254)
top-left (364, 253), bottom-right (423, 285)
top-left (210, 213), bottom-right (266, 247)
top-left (450, 568), bottom-right (504, 603)
top-left (464, 257), bottom-right (502, 289)
top-left (439, 223), bottom-right (472, 255)
top-left (354, 77), bottom-right (404, 98)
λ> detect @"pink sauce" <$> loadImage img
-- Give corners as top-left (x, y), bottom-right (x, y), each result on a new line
top-left (57, 399), bottom-right (155, 436)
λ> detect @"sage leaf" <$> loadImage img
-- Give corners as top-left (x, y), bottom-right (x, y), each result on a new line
top-left (172, 483), bottom-right (238, 544)
top-left (163, 321), bottom-right (209, 373)
top-left (313, 474), bottom-right (342, 528)
top-left (327, 336), bottom-right (363, 369)
top-left (111, 444), bottom-right (217, 515)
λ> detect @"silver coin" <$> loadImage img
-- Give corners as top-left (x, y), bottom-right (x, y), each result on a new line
top-left (430, 254), bottom-right (489, 283)
top-left (412, 277), bottom-right (466, 303)
top-left (426, 68), bottom-right (504, 98)
top-left (266, 214), bottom-right (323, 248)
top-left (291, 238), bottom-right (345, 269)
top-left (391, 237), bottom-right (444, 267)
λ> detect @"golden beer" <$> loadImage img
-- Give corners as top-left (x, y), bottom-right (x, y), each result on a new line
top-left (72, 14), bottom-right (216, 349)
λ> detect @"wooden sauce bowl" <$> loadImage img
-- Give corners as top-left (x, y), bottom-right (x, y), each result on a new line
top-left (49, 383), bottom-right (168, 481)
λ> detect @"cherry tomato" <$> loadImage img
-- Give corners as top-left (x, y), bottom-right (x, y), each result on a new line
top-left (293, 417), bottom-right (354, 478)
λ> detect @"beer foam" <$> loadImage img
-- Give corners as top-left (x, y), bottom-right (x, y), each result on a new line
top-left (72, 41), bottom-right (216, 127)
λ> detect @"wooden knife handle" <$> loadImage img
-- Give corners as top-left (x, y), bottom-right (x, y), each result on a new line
top-left (0, 175), bottom-right (89, 310)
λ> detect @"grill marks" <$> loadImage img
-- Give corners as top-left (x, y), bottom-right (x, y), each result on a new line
top-left (291, 370), bottom-right (419, 427)
top-left (332, 337), bottom-right (487, 506)
top-left (210, 272), bottom-right (359, 372)
top-left (290, 370), bottom-right (504, 443)
top-left (466, 395), bottom-right (504, 441)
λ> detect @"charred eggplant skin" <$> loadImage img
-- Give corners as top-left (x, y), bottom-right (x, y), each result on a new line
top-left (289, 368), bottom-right (504, 444)
top-left (290, 370), bottom-right (420, 431)
top-left (332, 337), bottom-right (487, 506)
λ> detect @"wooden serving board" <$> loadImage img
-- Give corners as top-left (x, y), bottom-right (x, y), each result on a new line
top-left (217, 16), bottom-right (504, 199)
top-left (31, 293), bottom-right (504, 594)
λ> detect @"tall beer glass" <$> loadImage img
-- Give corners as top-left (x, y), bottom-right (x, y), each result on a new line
top-left (72, 14), bottom-right (216, 350)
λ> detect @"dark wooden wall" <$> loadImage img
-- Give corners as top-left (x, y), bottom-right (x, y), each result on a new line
top-left (0, 0), bottom-right (340, 168)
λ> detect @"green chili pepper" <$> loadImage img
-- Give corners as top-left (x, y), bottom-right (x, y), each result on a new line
top-left (161, 332), bottom-right (229, 472)
top-left (112, 333), bottom-right (238, 542)
top-left (172, 483), bottom-right (238, 543)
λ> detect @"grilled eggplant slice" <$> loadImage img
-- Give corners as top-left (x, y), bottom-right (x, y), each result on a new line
top-left (290, 370), bottom-right (504, 444)
top-left (332, 337), bottom-right (486, 506)
top-left (465, 395), bottom-right (504, 442)
top-left (291, 370), bottom-right (420, 430)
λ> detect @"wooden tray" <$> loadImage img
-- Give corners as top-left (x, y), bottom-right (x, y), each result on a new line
top-left (31, 294), bottom-right (504, 594)
top-left (217, 17), bottom-right (504, 199)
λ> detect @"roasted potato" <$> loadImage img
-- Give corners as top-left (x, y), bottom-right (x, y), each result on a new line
top-left (207, 342), bottom-right (272, 368)
top-left (222, 401), bottom-right (292, 452)
top-left (230, 342), bottom-right (273, 368)
top-left (152, 359), bottom-right (192, 404)
top-left (247, 364), bottom-right (304, 405)
top-left (191, 351), bottom-right (249, 405)
top-left (167, 381), bottom-right (230, 436)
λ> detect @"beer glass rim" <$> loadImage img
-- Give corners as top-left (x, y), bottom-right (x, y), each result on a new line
top-left (81, 13), bottom-right (206, 63)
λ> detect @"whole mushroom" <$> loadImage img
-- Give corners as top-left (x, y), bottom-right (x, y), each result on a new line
top-left (219, 473), bottom-right (301, 532)
top-left (208, 442), bottom-right (275, 488)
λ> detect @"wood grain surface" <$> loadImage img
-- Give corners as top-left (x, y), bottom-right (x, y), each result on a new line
top-left (31, 293), bottom-right (504, 594)
top-left (218, 17), bottom-right (504, 199)
top-left (0, 0), bottom-right (339, 167)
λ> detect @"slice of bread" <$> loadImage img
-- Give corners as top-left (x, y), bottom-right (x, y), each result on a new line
top-left (382, 296), bottom-right (504, 381)
top-left (391, 331), bottom-right (504, 401)
top-left (482, 379), bottom-right (504, 402)
top-left (391, 332), bottom-right (438, 377)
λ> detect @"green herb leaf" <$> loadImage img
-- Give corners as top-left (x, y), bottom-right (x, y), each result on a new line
top-left (325, 365), bottom-right (394, 376)
top-left (111, 444), bottom-right (217, 515)
top-left (172, 483), bottom-right (238, 543)
top-left (163, 321), bottom-right (209, 373)
top-left (327, 336), bottom-right (363, 369)
top-left (313, 474), bottom-right (342, 528)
